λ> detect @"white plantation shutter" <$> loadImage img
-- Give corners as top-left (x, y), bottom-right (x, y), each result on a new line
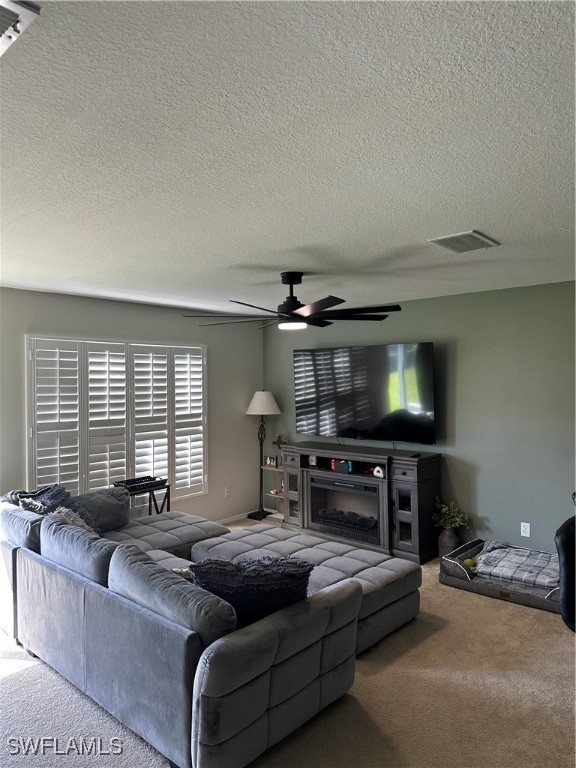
top-left (27, 337), bottom-right (206, 498)
top-left (28, 339), bottom-right (81, 494)
top-left (174, 348), bottom-right (205, 496)
top-left (131, 346), bottom-right (169, 481)
top-left (35, 431), bottom-right (81, 495)
top-left (87, 343), bottom-right (127, 490)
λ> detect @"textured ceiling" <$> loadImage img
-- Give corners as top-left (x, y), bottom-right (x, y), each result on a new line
top-left (0, 1), bottom-right (574, 315)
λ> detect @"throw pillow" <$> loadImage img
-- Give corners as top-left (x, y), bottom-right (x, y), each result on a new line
top-left (52, 505), bottom-right (99, 534)
top-left (66, 501), bottom-right (102, 535)
top-left (181, 556), bottom-right (314, 625)
top-left (71, 487), bottom-right (129, 533)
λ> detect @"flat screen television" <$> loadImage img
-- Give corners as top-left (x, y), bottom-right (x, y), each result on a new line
top-left (293, 342), bottom-right (436, 445)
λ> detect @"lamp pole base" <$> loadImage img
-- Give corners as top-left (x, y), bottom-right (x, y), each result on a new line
top-left (247, 508), bottom-right (272, 521)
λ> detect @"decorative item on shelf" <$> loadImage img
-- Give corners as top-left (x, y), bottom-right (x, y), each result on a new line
top-left (272, 434), bottom-right (287, 451)
top-left (331, 459), bottom-right (352, 474)
top-left (245, 390), bottom-right (281, 520)
top-left (272, 434), bottom-right (287, 468)
top-left (433, 496), bottom-right (469, 558)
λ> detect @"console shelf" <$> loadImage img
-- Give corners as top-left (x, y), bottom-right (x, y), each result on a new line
top-left (275, 442), bottom-right (441, 564)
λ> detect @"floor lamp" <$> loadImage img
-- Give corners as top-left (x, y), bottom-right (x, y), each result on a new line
top-left (246, 390), bottom-right (281, 520)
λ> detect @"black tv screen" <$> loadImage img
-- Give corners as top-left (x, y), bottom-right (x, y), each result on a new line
top-left (293, 342), bottom-right (436, 445)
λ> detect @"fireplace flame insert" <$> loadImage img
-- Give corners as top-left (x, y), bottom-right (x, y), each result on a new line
top-left (308, 474), bottom-right (382, 545)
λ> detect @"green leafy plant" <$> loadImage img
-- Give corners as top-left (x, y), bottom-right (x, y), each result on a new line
top-left (432, 496), bottom-right (469, 529)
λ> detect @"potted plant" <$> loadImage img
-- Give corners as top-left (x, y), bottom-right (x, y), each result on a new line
top-left (433, 496), bottom-right (469, 557)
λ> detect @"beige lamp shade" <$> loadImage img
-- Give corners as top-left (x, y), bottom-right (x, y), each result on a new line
top-left (245, 391), bottom-right (281, 416)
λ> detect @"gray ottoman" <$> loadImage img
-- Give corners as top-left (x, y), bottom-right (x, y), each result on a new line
top-left (190, 524), bottom-right (422, 654)
top-left (103, 511), bottom-right (230, 558)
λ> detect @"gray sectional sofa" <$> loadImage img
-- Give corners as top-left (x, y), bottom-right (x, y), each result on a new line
top-left (0, 487), bottom-right (422, 768)
top-left (0, 493), bottom-right (362, 768)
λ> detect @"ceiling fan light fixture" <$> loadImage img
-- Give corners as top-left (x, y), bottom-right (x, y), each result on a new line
top-left (277, 319), bottom-right (307, 331)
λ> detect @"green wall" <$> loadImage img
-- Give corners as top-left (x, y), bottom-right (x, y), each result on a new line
top-left (262, 282), bottom-right (575, 552)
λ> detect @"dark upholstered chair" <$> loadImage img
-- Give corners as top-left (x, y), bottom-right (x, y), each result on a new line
top-left (554, 513), bottom-right (575, 632)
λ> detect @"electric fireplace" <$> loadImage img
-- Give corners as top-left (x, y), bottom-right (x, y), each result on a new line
top-left (307, 474), bottom-right (386, 547)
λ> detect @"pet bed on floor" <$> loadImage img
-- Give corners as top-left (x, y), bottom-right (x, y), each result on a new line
top-left (439, 538), bottom-right (561, 614)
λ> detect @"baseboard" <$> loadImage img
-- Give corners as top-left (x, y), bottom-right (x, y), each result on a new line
top-left (219, 511), bottom-right (283, 525)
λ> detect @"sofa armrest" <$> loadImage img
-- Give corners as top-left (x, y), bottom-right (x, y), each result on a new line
top-left (191, 579), bottom-right (362, 768)
top-left (0, 539), bottom-right (18, 638)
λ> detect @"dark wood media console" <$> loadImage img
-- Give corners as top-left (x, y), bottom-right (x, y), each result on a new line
top-left (271, 442), bottom-right (441, 564)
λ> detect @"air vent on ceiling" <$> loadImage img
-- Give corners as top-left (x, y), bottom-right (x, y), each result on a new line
top-left (429, 230), bottom-right (500, 253)
top-left (0, 0), bottom-right (40, 58)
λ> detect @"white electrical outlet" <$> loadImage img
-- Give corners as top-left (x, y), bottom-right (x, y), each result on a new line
top-left (521, 522), bottom-right (531, 537)
top-left (224, 487), bottom-right (231, 499)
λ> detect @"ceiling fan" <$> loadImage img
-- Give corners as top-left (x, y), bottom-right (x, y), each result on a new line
top-left (183, 271), bottom-right (401, 329)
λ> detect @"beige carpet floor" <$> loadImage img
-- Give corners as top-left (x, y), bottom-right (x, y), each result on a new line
top-left (253, 559), bottom-right (575, 768)
top-left (1, 557), bottom-right (574, 768)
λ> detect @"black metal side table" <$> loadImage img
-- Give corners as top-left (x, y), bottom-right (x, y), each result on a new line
top-left (114, 478), bottom-right (171, 515)
top-left (130, 483), bottom-right (171, 515)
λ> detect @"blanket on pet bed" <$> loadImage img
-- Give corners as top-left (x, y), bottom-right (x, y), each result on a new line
top-left (439, 538), bottom-right (561, 614)
top-left (474, 540), bottom-right (559, 589)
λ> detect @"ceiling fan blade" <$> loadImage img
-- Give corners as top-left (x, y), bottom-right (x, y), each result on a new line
top-left (318, 304), bottom-right (401, 318)
top-left (316, 313), bottom-right (390, 321)
top-left (293, 295), bottom-right (345, 318)
top-left (183, 313), bottom-right (265, 319)
top-left (230, 300), bottom-right (284, 316)
top-left (303, 318), bottom-right (333, 327)
top-left (198, 317), bottom-right (271, 326)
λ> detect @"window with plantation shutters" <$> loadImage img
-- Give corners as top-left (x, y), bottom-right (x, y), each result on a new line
top-left (28, 339), bottom-right (81, 495)
top-left (27, 337), bottom-right (206, 499)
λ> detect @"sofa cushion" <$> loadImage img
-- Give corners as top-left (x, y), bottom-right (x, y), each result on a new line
top-left (108, 545), bottom-right (237, 647)
top-left (72, 487), bottom-right (130, 532)
top-left (181, 556), bottom-right (314, 625)
top-left (103, 511), bottom-right (231, 557)
top-left (0, 503), bottom-right (43, 552)
top-left (40, 513), bottom-right (118, 586)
